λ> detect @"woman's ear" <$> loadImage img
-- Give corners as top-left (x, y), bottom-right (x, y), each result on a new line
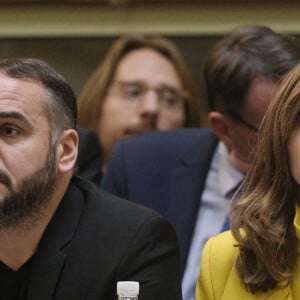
top-left (208, 111), bottom-right (234, 149)
top-left (56, 129), bottom-right (78, 174)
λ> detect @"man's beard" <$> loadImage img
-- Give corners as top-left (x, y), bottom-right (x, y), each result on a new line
top-left (0, 147), bottom-right (57, 230)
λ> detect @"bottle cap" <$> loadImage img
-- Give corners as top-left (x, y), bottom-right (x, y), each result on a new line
top-left (117, 281), bottom-right (139, 296)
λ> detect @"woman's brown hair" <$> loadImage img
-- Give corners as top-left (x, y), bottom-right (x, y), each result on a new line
top-left (231, 64), bottom-right (300, 293)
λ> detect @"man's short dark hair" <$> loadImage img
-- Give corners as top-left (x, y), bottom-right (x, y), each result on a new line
top-left (204, 25), bottom-right (300, 114)
top-left (0, 58), bottom-right (77, 135)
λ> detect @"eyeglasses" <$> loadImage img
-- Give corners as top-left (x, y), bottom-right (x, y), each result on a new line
top-left (226, 110), bottom-right (259, 133)
top-left (111, 80), bottom-right (187, 110)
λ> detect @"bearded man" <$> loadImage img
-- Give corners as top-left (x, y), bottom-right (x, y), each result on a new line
top-left (0, 58), bottom-right (182, 300)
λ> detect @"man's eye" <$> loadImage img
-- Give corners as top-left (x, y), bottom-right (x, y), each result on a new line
top-left (123, 85), bottom-right (143, 98)
top-left (160, 90), bottom-right (181, 107)
top-left (2, 127), bottom-right (18, 137)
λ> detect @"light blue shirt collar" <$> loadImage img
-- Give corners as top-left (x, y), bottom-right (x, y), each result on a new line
top-left (218, 142), bottom-right (244, 199)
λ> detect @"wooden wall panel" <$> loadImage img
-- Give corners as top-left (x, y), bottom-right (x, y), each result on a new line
top-left (0, 0), bottom-right (298, 4)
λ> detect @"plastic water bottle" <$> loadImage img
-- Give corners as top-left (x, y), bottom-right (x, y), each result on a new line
top-left (117, 281), bottom-right (139, 300)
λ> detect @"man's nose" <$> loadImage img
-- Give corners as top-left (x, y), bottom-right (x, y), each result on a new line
top-left (139, 90), bottom-right (160, 115)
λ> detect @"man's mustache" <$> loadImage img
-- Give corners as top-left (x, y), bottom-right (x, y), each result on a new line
top-left (0, 169), bottom-right (12, 190)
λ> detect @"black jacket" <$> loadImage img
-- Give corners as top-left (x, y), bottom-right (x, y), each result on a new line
top-left (27, 176), bottom-right (182, 300)
top-left (77, 126), bottom-right (103, 185)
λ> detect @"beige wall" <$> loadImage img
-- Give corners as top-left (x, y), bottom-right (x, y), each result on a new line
top-left (0, 4), bottom-right (299, 119)
top-left (0, 36), bottom-right (217, 97)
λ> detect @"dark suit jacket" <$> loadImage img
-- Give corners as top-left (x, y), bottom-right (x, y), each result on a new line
top-left (76, 126), bottom-right (103, 185)
top-left (102, 128), bottom-right (219, 273)
top-left (27, 176), bottom-right (182, 300)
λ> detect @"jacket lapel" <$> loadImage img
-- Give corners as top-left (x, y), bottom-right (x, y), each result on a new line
top-left (165, 130), bottom-right (218, 270)
top-left (27, 250), bottom-right (66, 300)
top-left (167, 164), bottom-right (204, 271)
top-left (27, 179), bottom-right (84, 300)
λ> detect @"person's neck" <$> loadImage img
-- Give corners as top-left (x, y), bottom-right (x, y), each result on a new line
top-left (0, 180), bottom-right (68, 271)
top-left (229, 153), bottom-right (248, 175)
top-left (0, 224), bottom-right (45, 271)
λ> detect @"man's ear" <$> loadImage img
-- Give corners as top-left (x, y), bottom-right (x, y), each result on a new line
top-left (56, 129), bottom-right (78, 174)
top-left (208, 111), bottom-right (233, 149)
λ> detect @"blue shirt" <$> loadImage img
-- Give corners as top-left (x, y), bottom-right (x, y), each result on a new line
top-left (181, 142), bottom-right (244, 300)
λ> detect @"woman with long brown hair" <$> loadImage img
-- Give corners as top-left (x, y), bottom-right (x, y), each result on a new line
top-left (196, 63), bottom-right (300, 299)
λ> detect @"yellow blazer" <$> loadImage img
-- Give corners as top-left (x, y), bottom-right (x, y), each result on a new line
top-left (196, 205), bottom-right (300, 300)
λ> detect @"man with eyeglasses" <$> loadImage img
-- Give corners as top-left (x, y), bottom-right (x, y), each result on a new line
top-left (76, 35), bottom-right (202, 183)
top-left (101, 25), bottom-right (300, 300)
top-left (110, 80), bottom-right (188, 113)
